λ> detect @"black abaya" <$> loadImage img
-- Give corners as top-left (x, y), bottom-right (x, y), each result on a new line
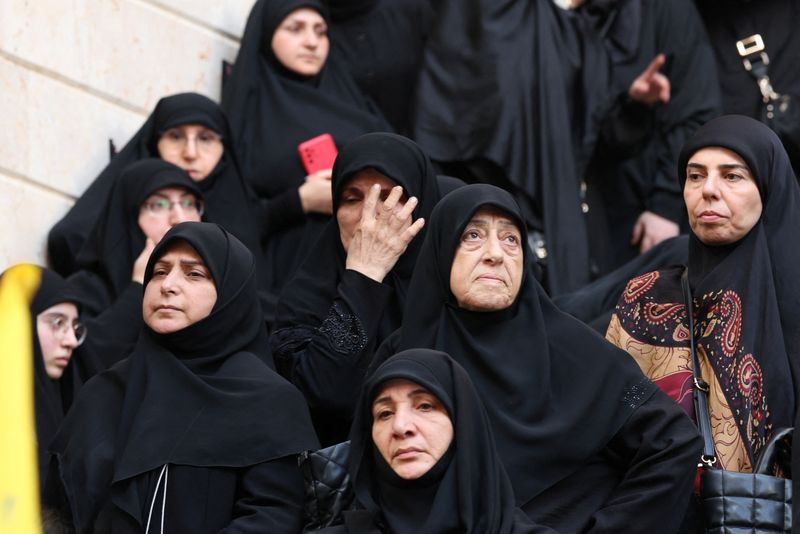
top-left (47, 223), bottom-right (319, 533)
top-left (373, 184), bottom-right (701, 531)
top-left (270, 133), bottom-right (441, 445)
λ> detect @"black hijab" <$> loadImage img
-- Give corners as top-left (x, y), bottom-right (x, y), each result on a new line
top-left (47, 92), bottom-right (263, 276)
top-left (221, 0), bottom-right (391, 199)
top-left (49, 222), bottom-right (319, 532)
top-left (273, 132), bottom-right (441, 339)
top-left (68, 158), bottom-right (202, 316)
top-left (350, 349), bottom-right (541, 534)
top-left (22, 266), bottom-right (84, 491)
top-left (677, 114), bottom-right (800, 457)
top-left (394, 184), bottom-right (657, 505)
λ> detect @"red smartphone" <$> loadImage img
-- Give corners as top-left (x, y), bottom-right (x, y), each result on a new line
top-left (298, 133), bottom-right (338, 175)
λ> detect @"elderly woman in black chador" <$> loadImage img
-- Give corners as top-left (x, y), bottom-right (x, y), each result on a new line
top-left (271, 132), bottom-right (439, 446)
top-left (45, 222), bottom-right (319, 533)
top-left (607, 115), bottom-right (800, 530)
top-left (222, 0), bottom-right (391, 292)
top-left (373, 184), bottom-right (702, 533)
top-left (311, 348), bottom-right (554, 533)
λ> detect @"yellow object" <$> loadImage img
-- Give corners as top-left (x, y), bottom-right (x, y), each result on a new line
top-left (0, 264), bottom-right (42, 534)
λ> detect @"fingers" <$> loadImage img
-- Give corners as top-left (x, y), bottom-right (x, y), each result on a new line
top-left (307, 169), bottom-right (332, 182)
top-left (630, 219), bottom-right (643, 246)
top-left (405, 218), bottom-right (426, 241)
top-left (362, 183), bottom-right (381, 221)
top-left (641, 53), bottom-right (665, 81)
top-left (382, 185), bottom-right (404, 213)
top-left (656, 73), bottom-right (671, 103)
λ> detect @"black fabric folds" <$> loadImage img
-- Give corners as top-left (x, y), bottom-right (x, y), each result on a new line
top-left (47, 92), bottom-right (264, 276)
top-left (412, 0), bottom-right (611, 294)
top-left (390, 184), bottom-right (657, 505)
top-left (49, 222), bottom-right (318, 532)
top-left (349, 349), bottom-right (545, 533)
top-left (678, 115), bottom-right (800, 456)
top-left (68, 158), bottom-right (201, 316)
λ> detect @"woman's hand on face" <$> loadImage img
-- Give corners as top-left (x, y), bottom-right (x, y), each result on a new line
top-left (345, 184), bottom-right (425, 283)
top-left (132, 238), bottom-right (156, 284)
top-left (299, 168), bottom-right (333, 215)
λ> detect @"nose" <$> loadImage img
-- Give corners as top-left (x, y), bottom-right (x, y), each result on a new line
top-left (303, 28), bottom-right (319, 48)
top-left (160, 266), bottom-right (181, 294)
top-left (168, 202), bottom-right (193, 226)
top-left (182, 137), bottom-right (198, 159)
top-left (702, 172), bottom-right (721, 199)
top-left (482, 234), bottom-right (504, 264)
top-left (62, 326), bottom-right (80, 349)
top-left (391, 406), bottom-right (416, 437)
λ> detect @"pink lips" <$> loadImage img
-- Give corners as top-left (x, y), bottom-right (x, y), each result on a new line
top-left (156, 304), bottom-right (180, 312)
top-left (698, 210), bottom-right (725, 222)
top-left (393, 447), bottom-right (422, 459)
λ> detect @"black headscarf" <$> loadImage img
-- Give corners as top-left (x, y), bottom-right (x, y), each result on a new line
top-left (18, 266), bottom-right (84, 491)
top-left (47, 92), bottom-right (263, 276)
top-left (412, 0), bottom-right (612, 294)
top-left (273, 132), bottom-right (441, 338)
top-left (221, 0), bottom-right (391, 198)
top-left (68, 158), bottom-right (202, 316)
top-left (677, 115), bottom-right (800, 457)
top-left (350, 349), bottom-right (541, 534)
top-left (393, 184), bottom-right (657, 505)
top-left (49, 222), bottom-right (319, 532)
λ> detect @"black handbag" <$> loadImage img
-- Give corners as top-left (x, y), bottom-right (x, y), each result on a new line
top-left (298, 441), bottom-right (354, 531)
top-left (737, 34), bottom-right (800, 172)
top-left (681, 269), bottom-right (793, 533)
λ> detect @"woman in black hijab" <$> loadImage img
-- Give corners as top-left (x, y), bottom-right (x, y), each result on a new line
top-left (607, 115), bottom-right (800, 529)
top-left (46, 222), bottom-right (319, 533)
top-left (374, 184), bottom-right (702, 532)
top-left (271, 133), bottom-right (439, 446)
top-left (5, 266), bottom-right (89, 494)
top-left (315, 348), bottom-right (552, 533)
top-left (222, 0), bottom-right (391, 293)
top-left (47, 92), bottom-right (281, 279)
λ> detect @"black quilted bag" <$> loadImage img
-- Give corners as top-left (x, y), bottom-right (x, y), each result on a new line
top-left (298, 441), bottom-right (354, 530)
top-left (682, 270), bottom-right (793, 533)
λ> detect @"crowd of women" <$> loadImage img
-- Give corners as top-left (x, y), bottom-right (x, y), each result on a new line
top-left (6, 0), bottom-right (800, 532)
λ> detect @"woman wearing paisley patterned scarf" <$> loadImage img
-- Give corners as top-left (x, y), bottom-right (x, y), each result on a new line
top-left (607, 115), bottom-right (799, 480)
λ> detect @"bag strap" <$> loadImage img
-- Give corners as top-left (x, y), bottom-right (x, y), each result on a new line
top-left (736, 33), bottom-right (781, 103)
top-left (681, 268), bottom-right (717, 467)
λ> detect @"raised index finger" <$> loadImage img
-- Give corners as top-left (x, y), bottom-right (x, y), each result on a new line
top-left (641, 53), bottom-right (665, 81)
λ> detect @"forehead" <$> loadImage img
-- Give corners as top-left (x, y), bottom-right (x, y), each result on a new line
top-left (469, 206), bottom-right (520, 229)
top-left (281, 7), bottom-right (325, 24)
top-left (39, 301), bottom-right (79, 319)
top-left (688, 146), bottom-right (749, 169)
top-left (153, 239), bottom-right (204, 264)
top-left (143, 186), bottom-right (194, 200)
top-left (372, 378), bottom-right (433, 404)
top-left (341, 168), bottom-right (397, 191)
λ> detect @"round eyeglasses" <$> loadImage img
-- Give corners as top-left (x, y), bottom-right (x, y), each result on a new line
top-left (141, 197), bottom-right (205, 217)
top-left (41, 313), bottom-right (87, 346)
top-left (159, 128), bottom-right (223, 155)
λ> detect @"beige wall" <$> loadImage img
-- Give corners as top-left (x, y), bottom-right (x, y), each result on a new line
top-left (0, 0), bottom-right (256, 270)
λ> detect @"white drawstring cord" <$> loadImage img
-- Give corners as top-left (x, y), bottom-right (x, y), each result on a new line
top-left (145, 464), bottom-right (169, 534)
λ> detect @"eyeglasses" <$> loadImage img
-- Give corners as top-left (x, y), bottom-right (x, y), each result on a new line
top-left (41, 313), bottom-right (87, 346)
top-left (141, 197), bottom-right (204, 217)
top-left (159, 128), bottom-right (223, 154)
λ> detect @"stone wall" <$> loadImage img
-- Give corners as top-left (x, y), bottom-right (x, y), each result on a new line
top-left (0, 0), bottom-right (255, 270)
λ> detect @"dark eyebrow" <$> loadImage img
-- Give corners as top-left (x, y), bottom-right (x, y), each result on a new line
top-left (180, 259), bottom-right (205, 268)
top-left (467, 218), bottom-right (490, 227)
top-left (718, 164), bottom-right (750, 173)
top-left (686, 162), bottom-right (706, 170)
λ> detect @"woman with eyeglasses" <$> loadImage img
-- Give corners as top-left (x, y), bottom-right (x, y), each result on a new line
top-left (0, 265), bottom-right (91, 497)
top-left (66, 159), bottom-right (204, 366)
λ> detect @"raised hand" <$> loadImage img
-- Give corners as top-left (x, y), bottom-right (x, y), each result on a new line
top-left (299, 168), bottom-right (333, 214)
top-left (345, 184), bottom-right (425, 282)
top-left (132, 238), bottom-right (156, 284)
top-left (628, 54), bottom-right (670, 106)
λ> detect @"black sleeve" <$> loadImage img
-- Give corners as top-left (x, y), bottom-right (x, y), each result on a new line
top-left (225, 456), bottom-right (305, 533)
top-left (595, 93), bottom-right (656, 162)
top-left (271, 270), bottom-right (393, 417)
top-left (255, 187), bottom-right (306, 237)
top-left (585, 388), bottom-right (702, 534)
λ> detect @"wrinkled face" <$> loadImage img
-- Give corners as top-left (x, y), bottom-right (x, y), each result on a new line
top-left (371, 378), bottom-right (454, 480)
top-left (137, 186), bottom-right (203, 244)
top-left (449, 207), bottom-right (524, 311)
top-left (684, 147), bottom-right (763, 245)
top-left (143, 240), bottom-right (217, 334)
top-left (157, 123), bottom-right (224, 182)
top-left (37, 302), bottom-right (81, 380)
top-left (336, 169), bottom-right (403, 252)
top-left (271, 8), bottom-right (329, 76)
